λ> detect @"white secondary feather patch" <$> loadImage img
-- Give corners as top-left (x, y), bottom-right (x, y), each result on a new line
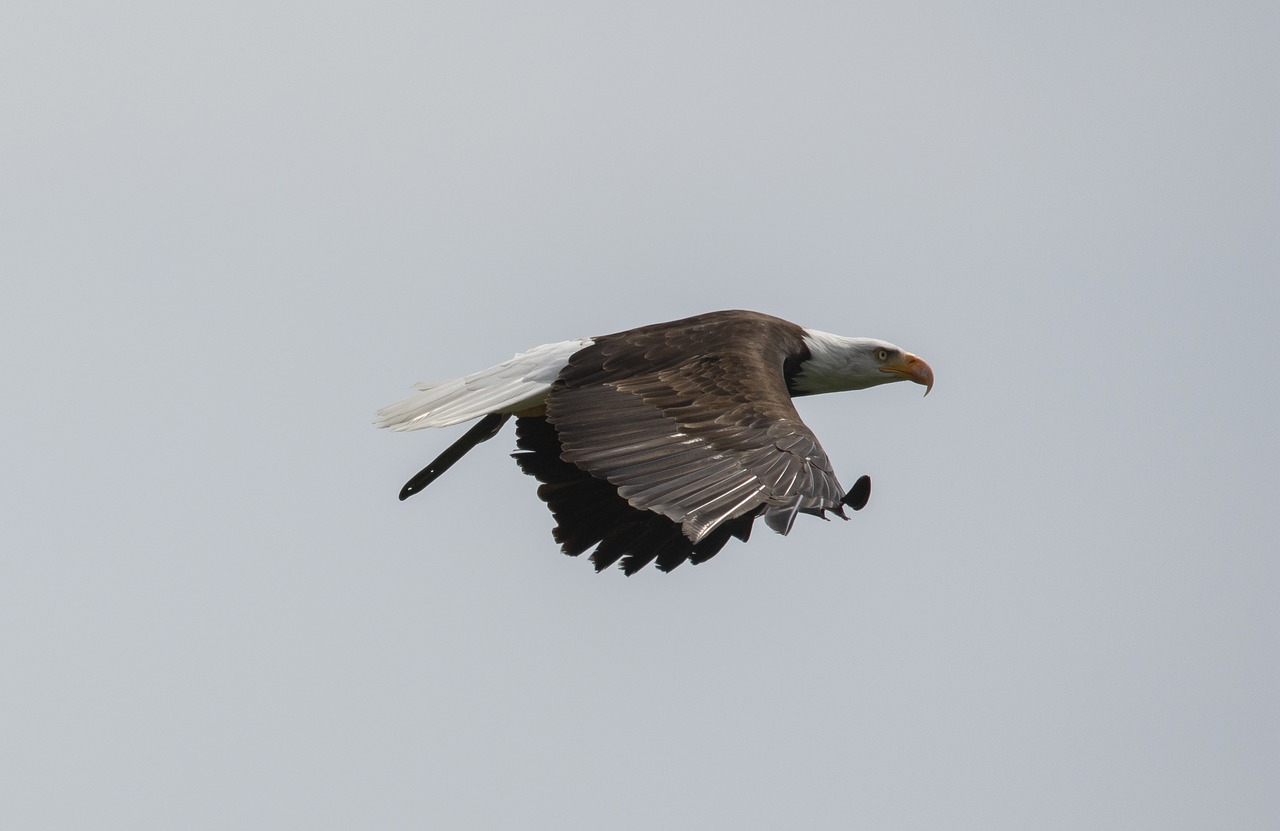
top-left (376, 338), bottom-right (592, 430)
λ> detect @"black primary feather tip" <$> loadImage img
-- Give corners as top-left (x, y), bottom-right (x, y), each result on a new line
top-left (841, 475), bottom-right (872, 511)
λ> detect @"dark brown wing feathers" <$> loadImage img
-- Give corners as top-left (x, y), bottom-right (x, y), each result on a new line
top-left (514, 311), bottom-right (852, 572)
top-left (513, 416), bottom-right (754, 574)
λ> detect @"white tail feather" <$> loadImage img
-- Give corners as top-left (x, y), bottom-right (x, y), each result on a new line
top-left (376, 338), bottom-right (591, 431)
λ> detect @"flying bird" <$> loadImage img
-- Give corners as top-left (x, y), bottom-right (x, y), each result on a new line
top-left (377, 310), bottom-right (932, 574)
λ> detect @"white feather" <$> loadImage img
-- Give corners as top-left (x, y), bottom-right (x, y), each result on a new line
top-left (376, 338), bottom-right (592, 431)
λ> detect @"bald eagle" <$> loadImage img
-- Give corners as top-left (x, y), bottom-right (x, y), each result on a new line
top-left (377, 310), bottom-right (932, 573)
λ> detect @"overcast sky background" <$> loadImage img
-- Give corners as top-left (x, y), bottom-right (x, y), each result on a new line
top-left (2, 2), bottom-right (1277, 829)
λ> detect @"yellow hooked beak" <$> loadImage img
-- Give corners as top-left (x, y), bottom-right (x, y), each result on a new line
top-left (880, 352), bottom-right (934, 396)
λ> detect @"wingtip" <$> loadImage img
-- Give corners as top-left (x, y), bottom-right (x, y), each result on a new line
top-left (841, 475), bottom-right (872, 511)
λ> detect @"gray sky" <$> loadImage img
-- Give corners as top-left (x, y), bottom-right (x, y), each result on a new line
top-left (3, 2), bottom-right (1276, 828)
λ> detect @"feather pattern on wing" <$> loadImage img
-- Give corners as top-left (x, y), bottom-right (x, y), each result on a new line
top-left (512, 416), bottom-right (755, 574)
top-left (545, 311), bottom-right (848, 544)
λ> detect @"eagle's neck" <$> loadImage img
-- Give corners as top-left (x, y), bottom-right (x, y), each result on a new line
top-left (788, 329), bottom-right (897, 396)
